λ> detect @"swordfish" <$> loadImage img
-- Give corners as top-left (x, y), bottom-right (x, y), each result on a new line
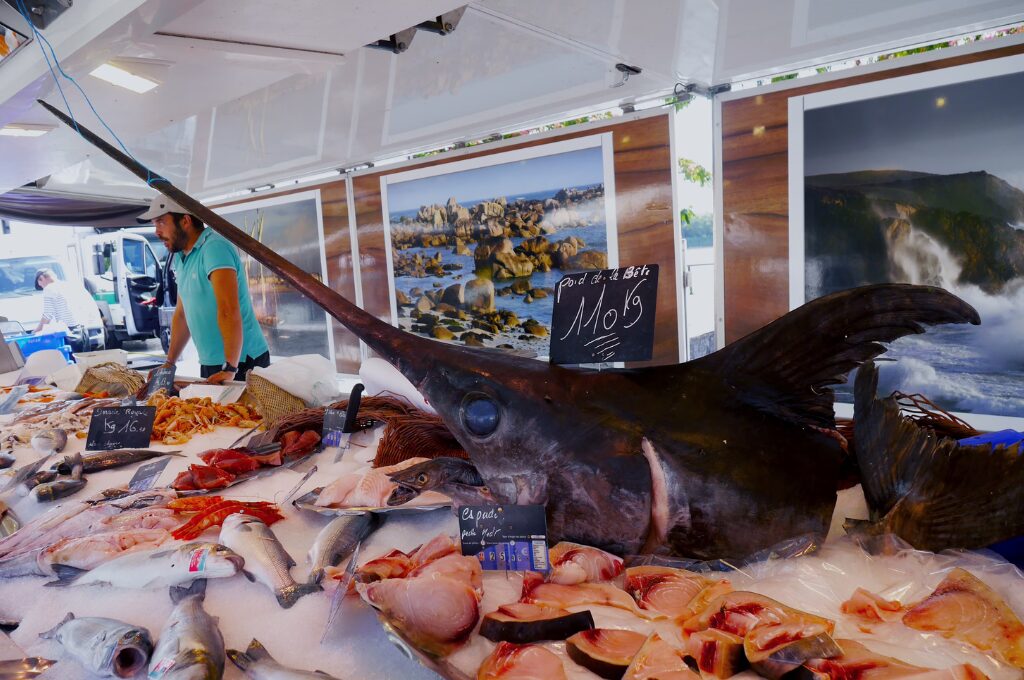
top-left (40, 99), bottom-right (982, 560)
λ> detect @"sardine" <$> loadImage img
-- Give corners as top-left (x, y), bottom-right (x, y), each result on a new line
top-left (306, 512), bottom-right (380, 586)
top-left (45, 541), bottom-right (244, 589)
top-left (49, 104), bottom-right (1010, 559)
top-left (386, 457), bottom-right (496, 507)
top-left (39, 612), bottom-right (152, 678)
top-left (219, 514), bottom-right (319, 608)
top-left (57, 449), bottom-right (184, 474)
top-left (30, 429), bottom-right (67, 456)
top-left (148, 579), bottom-right (224, 680)
top-left (32, 453), bottom-right (85, 503)
top-left (227, 639), bottom-right (340, 679)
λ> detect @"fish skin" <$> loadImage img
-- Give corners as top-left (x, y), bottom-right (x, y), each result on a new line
top-left (53, 449), bottom-right (184, 474)
top-left (219, 514), bottom-right (319, 608)
top-left (39, 612), bottom-right (153, 678)
top-left (31, 453), bottom-right (85, 503)
top-left (148, 579), bottom-right (224, 680)
top-left (306, 512), bottom-right (380, 586)
top-left (30, 429), bottom-right (67, 456)
top-left (385, 457), bottom-right (497, 507)
top-left (43, 107), bottom-right (993, 559)
top-left (227, 638), bottom-right (340, 679)
top-left (45, 541), bottom-right (243, 589)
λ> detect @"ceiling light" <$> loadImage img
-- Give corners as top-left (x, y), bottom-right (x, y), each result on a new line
top-left (0, 123), bottom-right (54, 137)
top-left (89, 63), bottom-right (159, 93)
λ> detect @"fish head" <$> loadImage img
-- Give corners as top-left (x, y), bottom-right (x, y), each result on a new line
top-left (110, 629), bottom-right (153, 678)
top-left (386, 457), bottom-right (495, 507)
top-left (185, 543), bottom-right (245, 577)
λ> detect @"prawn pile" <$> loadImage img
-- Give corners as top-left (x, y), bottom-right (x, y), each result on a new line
top-left (166, 496), bottom-right (283, 540)
top-left (147, 394), bottom-right (262, 445)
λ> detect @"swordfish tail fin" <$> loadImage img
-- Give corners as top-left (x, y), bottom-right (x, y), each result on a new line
top-left (852, 361), bottom-right (1024, 552)
top-left (690, 283), bottom-right (980, 430)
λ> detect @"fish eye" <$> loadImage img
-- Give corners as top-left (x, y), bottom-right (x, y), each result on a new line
top-left (417, 473), bottom-right (428, 484)
top-left (461, 395), bottom-right (500, 437)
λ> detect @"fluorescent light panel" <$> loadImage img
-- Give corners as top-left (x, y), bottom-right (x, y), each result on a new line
top-left (89, 63), bottom-right (158, 93)
top-left (0, 123), bottom-right (54, 137)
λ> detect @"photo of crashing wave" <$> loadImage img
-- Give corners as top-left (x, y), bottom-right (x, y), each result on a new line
top-left (804, 67), bottom-right (1024, 418)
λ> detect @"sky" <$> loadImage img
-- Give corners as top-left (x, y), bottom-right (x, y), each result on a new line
top-left (805, 69), bottom-right (1024, 192)
top-left (387, 145), bottom-right (604, 213)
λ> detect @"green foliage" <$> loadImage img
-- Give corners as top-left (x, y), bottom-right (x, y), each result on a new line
top-left (681, 212), bottom-right (713, 248)
top-left (877, 42), bottom-right (950, 61)
top-left (678, 158), bottom-right (712, 187)
top-left (771, 73), bottom-right (798, 83)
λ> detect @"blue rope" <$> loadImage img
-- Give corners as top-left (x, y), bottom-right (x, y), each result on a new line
top-left (15, 0), bottom-right (167, 187)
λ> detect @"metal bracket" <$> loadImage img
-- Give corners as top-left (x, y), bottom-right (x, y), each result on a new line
top-left (2, 0), bottom-right (72, 30)
top-left (612, 62), bottom-right (642, 88)
top-left (416, 6), bottom-right (466, 35)
top-left (365, 26), bottom-right (418, 54)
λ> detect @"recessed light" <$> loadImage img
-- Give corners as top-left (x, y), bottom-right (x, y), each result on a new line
top-left (89, 63), bottom-right (159, 93)
top-left (0, 123), bottom-right (55, 137)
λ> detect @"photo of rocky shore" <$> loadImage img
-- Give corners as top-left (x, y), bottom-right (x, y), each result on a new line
top-left (384, 144), bottom-right (614, 355)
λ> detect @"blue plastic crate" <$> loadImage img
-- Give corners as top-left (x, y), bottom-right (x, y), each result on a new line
top-left (9, 331), bottom-right (67, 359)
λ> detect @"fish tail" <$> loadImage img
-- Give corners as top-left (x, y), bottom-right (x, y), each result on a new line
top-left (45, 564), bottom-right (86, 587)
top-left (226, 649), bottom-right (253, 671)
top-left (38, 612), bottom-right (73, 639)
top-left (170, 578), bottom-right (207, 604)
top-left (276, 583), bottom-right (322, 609)
top-left (245, 638), bottom-right (273, 662)
top-left (308, 568), bottom-right (325, 586)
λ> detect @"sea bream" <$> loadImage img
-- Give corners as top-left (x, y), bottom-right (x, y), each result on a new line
top-left (48, 100), bottom-right (1018, 560)
top-left (227, 639), bottom-right (341, 679)
top-left (39, 612), bottom-right (152, 678)
top-left (46, 541), bottom-right (243, 589)
top-left (218, 513), bottom-right (319, 608)
top-left (148, 579), bottom-right (224, 680)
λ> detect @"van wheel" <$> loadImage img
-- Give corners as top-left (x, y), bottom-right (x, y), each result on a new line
top-left (159, 328), bottom-right (171, 354)
top-left (105, 332), bottom-right (123, 350)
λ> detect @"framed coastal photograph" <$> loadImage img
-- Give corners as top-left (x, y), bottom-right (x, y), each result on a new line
top-left (380, 134), bottom-right (619, 357)
top-left (215, 190), bottom-right (334, 363)
top-left (789, 53), bottom-right (1024, 428)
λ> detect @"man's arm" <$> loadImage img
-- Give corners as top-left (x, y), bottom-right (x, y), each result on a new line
top-left (163, 297), bottom-right (191, 366)
top-left (206, 268), bottom-right (243, 384)
top-left (33, 294), bottom-right (55, 333)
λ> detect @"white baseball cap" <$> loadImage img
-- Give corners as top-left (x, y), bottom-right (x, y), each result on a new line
top-left (138, 194), bottom-right (189, 222)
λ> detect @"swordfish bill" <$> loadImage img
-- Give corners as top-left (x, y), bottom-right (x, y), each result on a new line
top-left (40, 99), bottom-right (982, 560)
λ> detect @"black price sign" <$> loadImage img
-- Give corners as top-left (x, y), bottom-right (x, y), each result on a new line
top-left (128, 457), bottom-right (170, 492)
top-left (145, 366), bottom-right (176, 398)
top-left (549, 264), bottom-right (659, 365)
top-left (322, 408), bottom-right (346, 447)
top-left (86, 406), bottom-right (156, 451)
top-left (458, 505), bottom-right (549, 572)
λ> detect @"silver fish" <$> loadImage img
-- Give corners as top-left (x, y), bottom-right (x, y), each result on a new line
top-left (46, 541), bottom-right (244, 589)
top-left (386, 457), bottom-right (496, 508)
top-left (32, 453), bottom-right (85, 503)
top-left (0, 657), bottom-right (57, 679)
top-left (219, 514), bottom-right (319, 608)
top-left (306, 512), bottom-right (380, 586)
top-left (148, 580), bottom-right (224, 680)
top-left (60, 449), bottom-right (184, 474)
top-left (30, 429), bottom-right (67, 457)
top-left (39, 612), bottom-right (152, 678)
top-left (227, 639), bottom-right (339, 679)
top-left (0, 455), bottom-right (53, 495)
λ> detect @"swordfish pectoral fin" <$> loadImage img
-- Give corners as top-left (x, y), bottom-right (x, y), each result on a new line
top-left (682, 284), bottom-right (980, 431)
top-left (639, 438), bottom-right (670, 554)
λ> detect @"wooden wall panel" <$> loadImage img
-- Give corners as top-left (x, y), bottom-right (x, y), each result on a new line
top-left (213, 180), bottom-right (362, 374)
top-left (721, 42), bottom-right (1024, 343)
top-left (351, 114), bottom-right (680, 366)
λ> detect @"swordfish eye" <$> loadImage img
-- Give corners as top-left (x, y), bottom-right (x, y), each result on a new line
top-left (417, 473), bottom-right (429, 485)
top-left (461, 395), bottom-right (500, 437)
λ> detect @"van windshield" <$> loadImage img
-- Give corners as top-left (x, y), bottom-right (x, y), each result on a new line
top-left (0, 257), bottom-right (66, 296)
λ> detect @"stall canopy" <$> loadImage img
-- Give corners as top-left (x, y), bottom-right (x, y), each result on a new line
top-left (0, 186), bottom-right (147, 227)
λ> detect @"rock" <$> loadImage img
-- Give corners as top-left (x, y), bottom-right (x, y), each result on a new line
top-left (567, 250), bottom-right (608, 270)
top-left (417, 313), bottom-right (438, 328)
top-left (452, 239), bottom-right (470, 256)
top-left (445, 323), bottom-right (465, 332)
top-left (544, 198), bottom-right (560, 212)
top-left (474, 238), bottom-right (515, 266)
top-left (395, 289), bottom-right (411, 305)
top-left (463, 334), bottom-right (485, 347)
top-left (522, 319), bottom-right (549, 337)
top-left (517, 236), bottom-right (550, 256)
top-left (464, 278), bottom-right (495, 312)
top-left (497, 344), bottom-right (514, 350)
top-left (510, 279), bottom-right (532, 295)
top-left (524, 295), bottom-right (533, 304)
top-left (534, 253), bottom-right (553, 272)
top-left (555, 241), bottom-right (578, 267)
top-left (411, 287), bottom-right (423, 296)
top-left (432, 282), bottom-right (443, 289)
top-left (441, 283), bottom-right (464, 307)
top-left (435, 303), bottom-right (458, 314)
top-left (415, 296), bottom-right (434, 313)
top-left (480, 201), bottom-right (505, 219)
top-left (530, 288), bottom-right (548, 299)
top-left (497, 287), bottom-right (513, 297)
top-left (472, 319), bottom-right (501, 335)
top-left (501, 311), bottom-right (519, 327)
top-left (432, 326), bottom-right (455, 341)
top-left (492, 252), bottom-right (534, 281)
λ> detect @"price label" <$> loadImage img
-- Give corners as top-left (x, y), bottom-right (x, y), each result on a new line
top-left (85, 406), bottom-right (156, 451)
top-left (458, 504), bottom-right (549, 572)
top-left (128, 457), bottom-right (170, 492)
top-left (144, 366), bottom-right (176, 398)
top-left (322, 408), bottom-right (346, 447)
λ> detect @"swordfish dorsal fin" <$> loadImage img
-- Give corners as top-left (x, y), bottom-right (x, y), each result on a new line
top-left (678, 284), bottom-right (980, 430)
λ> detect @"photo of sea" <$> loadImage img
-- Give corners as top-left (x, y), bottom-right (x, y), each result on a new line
top-left (804, 68), bottom-right (1024, 418)
top-left (384, 143), bottom-right (614, 356)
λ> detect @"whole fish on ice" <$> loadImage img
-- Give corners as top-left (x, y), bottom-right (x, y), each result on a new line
top-left (306, 512), bottom-right (379, 586)
top-left (47, 100), bottom-right (1015, 560)
top-left (39, 612), bottom-right (152, 678)
top-left (30, 429), bottom-right (66, 457)
top-left (227, 639), bottom-right (340, 679)
top-left (219, 513), bottom-right (319, 608)
top-left (46, 541), bottom-right (243, 589)
top-left (148, 579), bottom-right (224, 680)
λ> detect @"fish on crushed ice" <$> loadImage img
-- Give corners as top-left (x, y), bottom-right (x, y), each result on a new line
top-left (306, 512), bottom-right (380, 586)
top-left (316, 457), bottom-right (445, 508)
top-left (148, 579), bottom-right (224, 680)
top-left (32, 453), bottom-right (85, 503)
top-left (227, 638), bottom-right (341, 679)
top-left (39, 612), bottom-right (152, 678)
top-left (30, 429), bottom-right (67, 456)
top-left (46, 541), bottom-right (243, 589)
top-left (386, 456), bottom-right (494, 508)
top-left (219, 513), bottom-right (320, 608)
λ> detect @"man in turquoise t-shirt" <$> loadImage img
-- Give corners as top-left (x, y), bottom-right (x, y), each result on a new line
top-left (140, 195), bottom-right (269, 384)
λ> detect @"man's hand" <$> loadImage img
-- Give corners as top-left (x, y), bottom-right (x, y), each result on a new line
top-left (204, 370), bottom-right (236, 385)
top-left (148, 362), bottom-right (175, 380)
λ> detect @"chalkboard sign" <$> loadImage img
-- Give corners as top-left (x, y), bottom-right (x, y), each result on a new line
top-left (322, 408), bottom-right (346, 447)
top-left (458, 505), bottom-right (549, 572)
top-left (85, 406), bottom-right (156, 451)
top-left (144, 366), bottom-right (176, 398)
top-left (549, 264), bottom-right (659, 365)
top-left (128, 457), bottom-right (170, 492)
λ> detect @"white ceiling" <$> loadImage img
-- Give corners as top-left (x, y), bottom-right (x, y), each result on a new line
top-left (0, 0), bottom-right (1021, 202)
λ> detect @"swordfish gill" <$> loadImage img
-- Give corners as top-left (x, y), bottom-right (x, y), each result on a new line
top-left (41, 99), bottom-right (987, 560)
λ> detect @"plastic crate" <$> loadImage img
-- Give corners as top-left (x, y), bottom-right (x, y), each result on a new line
top-left (9, 331), bottom-right (67, 359)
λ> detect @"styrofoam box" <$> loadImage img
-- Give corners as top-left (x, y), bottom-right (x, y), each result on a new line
top-left (74, 348), bottom-right (128, 369)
